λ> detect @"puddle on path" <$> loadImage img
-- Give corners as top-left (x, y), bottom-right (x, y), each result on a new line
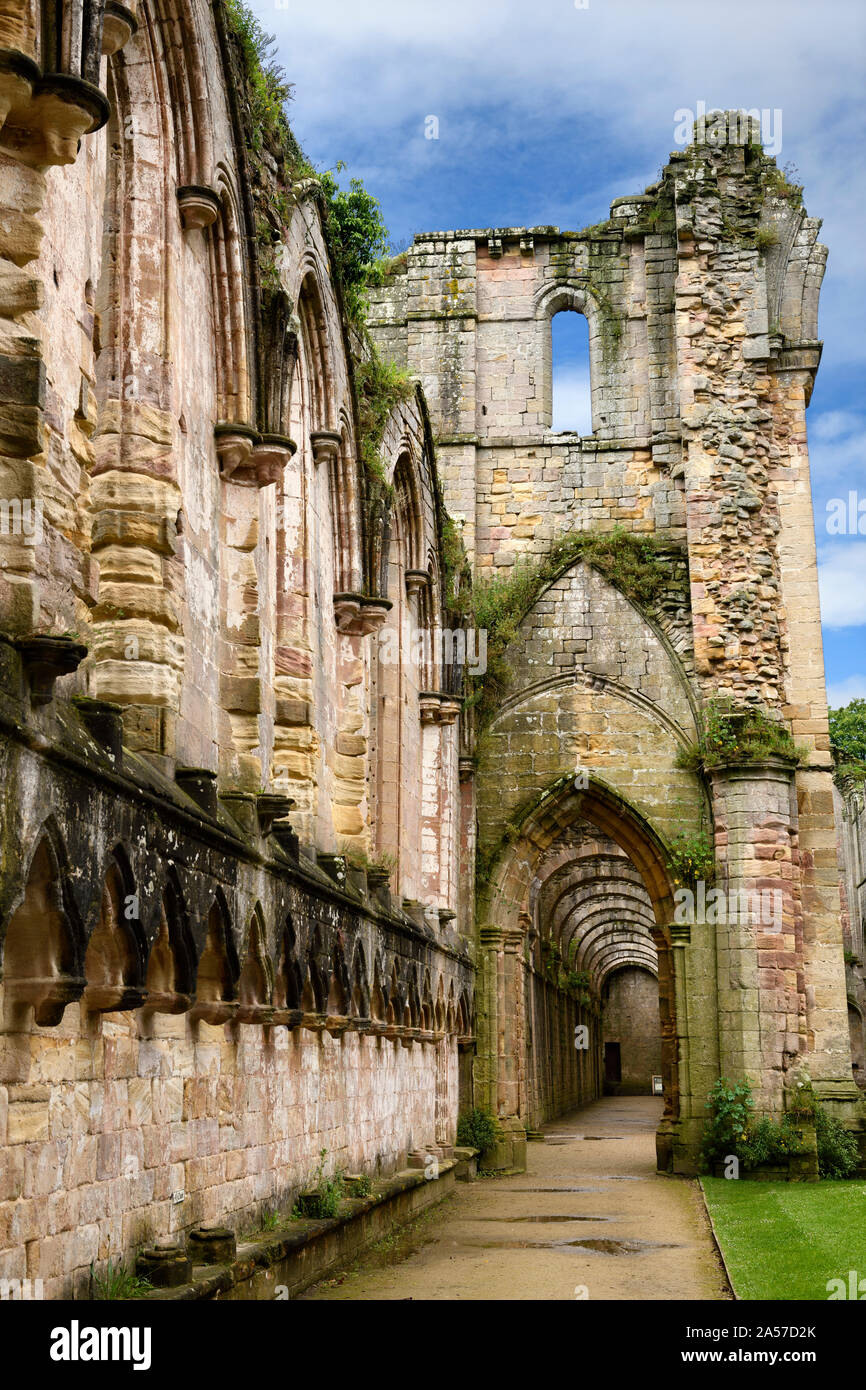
top-left (564, 1238), bottom-right (681, 1255)
top-left (545, 1136), bottom-right (628, 1143)
top-left (474, 1214), bottom-right (616, 1224)
top-left (506, 1187), bottom-right (604, 1194)
top-left (465, 1237), bottom-right (680, 1255)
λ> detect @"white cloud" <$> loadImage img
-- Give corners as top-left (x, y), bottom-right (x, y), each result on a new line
top-left (552, 364), bottom-right (592, 434)
top-left (827, 674), bottom-right (866, 708)
top-left (254, 0), bottom-right (866, 366)
top-left (817, 542), bottom-right (866, 626)
top-left (811, 410), bottom-right (865, 443)
top-left (808, 417), bottom-right (866, 487)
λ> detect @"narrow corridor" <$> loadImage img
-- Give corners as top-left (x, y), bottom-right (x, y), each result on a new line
top-left (302, 1097), bottom-right (731, 1301)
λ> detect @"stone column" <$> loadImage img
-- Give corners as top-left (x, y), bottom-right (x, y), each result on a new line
top-left (708, 758), bottom-right (809, 1112)
top-left (0, 5), bottom-right (126, 636)
top-left (665, 918), bottom-right (721, 1173)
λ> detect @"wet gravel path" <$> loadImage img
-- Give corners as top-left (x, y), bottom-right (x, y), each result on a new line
top-left (301, 1096), bottom-right (732, 1301)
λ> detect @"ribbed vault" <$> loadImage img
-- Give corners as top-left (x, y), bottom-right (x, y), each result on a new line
top-left (531, 821), bottom-right (658, 995)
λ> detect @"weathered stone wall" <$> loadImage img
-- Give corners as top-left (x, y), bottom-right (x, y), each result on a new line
top-left (368, 124), bottom-right (860, 1169)
top-left (836, 776), bottom-right (866, 1087)
top-left (0, 1005), bottom-right (457, 1301)
top-left (0, 0), bottom-right (473, 1296)
top-left (602, 966), bottom-right (662, 1094)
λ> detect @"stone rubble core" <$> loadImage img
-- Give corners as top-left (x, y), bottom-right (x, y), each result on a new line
top-left (0, 1), bottom-right (861, 1298)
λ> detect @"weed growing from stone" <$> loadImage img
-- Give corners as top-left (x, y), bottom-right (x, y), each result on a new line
top-left (677, 697), bottom-right (806, 771)
top-left (293, 1148), bottom-right (345, 1220)
top-left (665, 828), bottom-right (716, 888)
top-left (89, 1259), bottom-right (153, 1300)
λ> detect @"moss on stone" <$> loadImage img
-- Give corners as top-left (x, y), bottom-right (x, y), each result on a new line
top-left (463, 529), bottom-right (688, 728)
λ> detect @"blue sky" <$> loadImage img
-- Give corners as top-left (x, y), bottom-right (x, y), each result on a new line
top-left (252, 0), bottom-right (865, 705)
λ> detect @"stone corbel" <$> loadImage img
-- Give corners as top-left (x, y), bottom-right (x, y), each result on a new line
top-left (4, 974), bottom-right (86, 1028)
top-left (419, 692), bottom-right (441, 724)
top-left (0, 71), bottom-right (109, 168)
top-left (175, 767), bottom-right (219, 819)
top-left (438, 696), bottom-right (461, 726)
top-left (419, 691), bottom-right (461, 725)
top-left (250, 433), bottom-right (297, 487)
top-left (404, 569), bottom-right (429, 601)
top-left (235, 1001), bottom-right (275, 1027)
top-left (0, 49), bottom-right (40, 131)
top-left (215, 422), bottom-right (259, 481)
top-left (101, 1), bottom-right (138, 55)
top-left (189, 998), bottom-right (240, 1026)
top-left (256, 791), bottom-right (295, 836)
top-left (309, 429), bottom-right (341, 467)
top-left (356, 596), bottom-right (392, 635)
top-left (16, 634), bottom-right (87, 707)
top-left (176, 184), bottom-right (220, 231)
top-left (333, 593), bottom-right (393, 636)
top-left (83, 980), bottom-right (148, 1014)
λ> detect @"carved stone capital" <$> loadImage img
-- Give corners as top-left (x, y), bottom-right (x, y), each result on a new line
top-left (177, 184), bottom-right (220, 231)
top-left (404, 569), bottom-right (429, 599)
top-left (215, 423), bottom-right (258, 480)
top-left (310, 429), bottom-right (341, 466)
top-left (101, 2), bottom-right (139, 56)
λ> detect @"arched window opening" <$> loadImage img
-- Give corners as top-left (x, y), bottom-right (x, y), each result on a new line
top-left (2, 833), bottom-right (83, 1026)
top-left (83, 856), bottom-right (147, 1015)
top-left (189, 902), bottom-right (239, 1024)
top-left (551, 310), bottom-right (592, 434)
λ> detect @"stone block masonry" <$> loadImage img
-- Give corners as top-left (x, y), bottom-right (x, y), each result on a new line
top-left (0, 0), bottom-right (860, 1298)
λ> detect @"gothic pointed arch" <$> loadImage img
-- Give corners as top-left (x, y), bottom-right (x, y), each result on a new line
top-left (1, 822), bottom-right (85, 1026)
top-left (145, 867), bottom-right (196, 1014)
top-left (190, 893), bottom-right (240, 1023)
top-left (83, 845), bottom-right (148, 1013)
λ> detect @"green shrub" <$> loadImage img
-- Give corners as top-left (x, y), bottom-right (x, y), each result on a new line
top-left (317, 167), bottom-right (390, 322)
top-left (700, 1077), bottom-right (755, 1171)
top-left (738, 1114), bottom-right (804, 1170)
top-left (666, 828), bottom-right (716, 888)
top-left (814, 1108), bottom-right (859, 1179)
top-left (701, 1073), bottom-right (860, 1179)
top-left (456, 1107), bottom-right (500, 1156)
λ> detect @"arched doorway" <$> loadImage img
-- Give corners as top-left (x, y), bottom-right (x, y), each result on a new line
top-left (476, 775), bottom-right (683, 1172)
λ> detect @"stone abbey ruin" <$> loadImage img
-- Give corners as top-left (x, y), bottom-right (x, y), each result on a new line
top-left (0, 0), bottom-right (865, 1300)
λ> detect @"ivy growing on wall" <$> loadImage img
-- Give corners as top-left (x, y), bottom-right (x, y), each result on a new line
top-left (461, 528), bottom-right (687, 727)
top-left (677, 697), bottom-right (806, 772)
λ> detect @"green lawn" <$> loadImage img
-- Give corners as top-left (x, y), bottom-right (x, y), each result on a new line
top-left (702, 1178), bottom-right (866, 1300)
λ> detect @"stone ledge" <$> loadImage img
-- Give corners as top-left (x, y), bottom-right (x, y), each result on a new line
top-left (137, 1162), bottom-right (457, 1301)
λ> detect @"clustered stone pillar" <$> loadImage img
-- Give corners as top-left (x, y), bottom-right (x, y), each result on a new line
top-left (708, 758), bottom-right (806, 1112)
top-left (476, 923), bottom-right (528, 1171)
top-left (0, 1), bottom-right (135, 638)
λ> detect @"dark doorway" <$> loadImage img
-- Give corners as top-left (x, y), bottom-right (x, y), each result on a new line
top-left (604, 1042), bottom-right (622, 1088)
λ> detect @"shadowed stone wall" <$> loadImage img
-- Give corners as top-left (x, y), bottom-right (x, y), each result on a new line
top-left (602, 967), bottom-right (662, 1094)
